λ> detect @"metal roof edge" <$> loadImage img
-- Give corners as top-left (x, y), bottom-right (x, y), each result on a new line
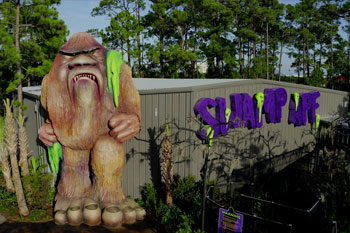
top-left (23, 91), bottom-right (40, 99)
top-left (138, 86), bottom-right (194, 94)
top-left (256, 79), bottom-right (348, 95)
top-left (190, 79), bottom-right (255, 91)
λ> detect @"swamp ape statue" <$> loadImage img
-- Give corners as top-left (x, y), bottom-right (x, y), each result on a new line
top-left (38, 32), bottom-right (145, 229)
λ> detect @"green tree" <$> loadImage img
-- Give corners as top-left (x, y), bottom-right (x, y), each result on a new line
top-left (92, 0), bottom-right (145, 77)
top-left (0, 0), bottom-right (68, 101)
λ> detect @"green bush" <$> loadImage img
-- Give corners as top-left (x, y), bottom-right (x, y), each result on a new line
top-left (172, 175), bottom-right (202, 221)
top-left (0, 167), bottom-right (17, 213)
top-left (0, 154), bottom-right (55, 221)
top-left (141, 176), bottom-right (205, 233)
top-left (22, 154), bottom-right (55, 220)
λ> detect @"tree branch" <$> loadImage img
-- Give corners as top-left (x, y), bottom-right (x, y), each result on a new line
top-left (19, 24), bottom-right (34, 27)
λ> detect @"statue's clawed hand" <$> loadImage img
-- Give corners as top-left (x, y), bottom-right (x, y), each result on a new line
top-left (38, 122), bottom-right (58, 147)
top-left (108, 113), bottom-right (140, 143)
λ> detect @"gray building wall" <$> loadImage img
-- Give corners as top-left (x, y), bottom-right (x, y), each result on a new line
top-left (23, 79), bottom-right (349, 198)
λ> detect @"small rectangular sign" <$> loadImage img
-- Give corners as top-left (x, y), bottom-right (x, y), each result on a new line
top-left (218, 208), bottom-right (243, 233)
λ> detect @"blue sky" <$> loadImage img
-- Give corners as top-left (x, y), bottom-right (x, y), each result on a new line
top-left (55, 0), bottom-right (301, 76)
top-left (57, 0), bottom-right (298, 38)
top-left (56, 0), bottom-right (109, 39)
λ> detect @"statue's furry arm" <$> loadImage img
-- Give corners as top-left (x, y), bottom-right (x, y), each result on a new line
top-left (116, 63), bottom-right (141, 122)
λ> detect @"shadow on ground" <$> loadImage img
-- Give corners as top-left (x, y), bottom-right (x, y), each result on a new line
top-left (0, 221), bottom-right (155, 233)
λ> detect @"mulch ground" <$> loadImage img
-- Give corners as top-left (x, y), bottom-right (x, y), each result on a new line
top-left (0, 220), bottom-right (156, 233)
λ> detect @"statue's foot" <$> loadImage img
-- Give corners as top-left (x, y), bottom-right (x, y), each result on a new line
top-left (54, 194), bottom-right (145, 229)
top-left (54, 194), bottom-right (85, 226)
top-left (101, 198), bottom-right (146, 230)
top-left (54, 194), bottom-right (72, 225)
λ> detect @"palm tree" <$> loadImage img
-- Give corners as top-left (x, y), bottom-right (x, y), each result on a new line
top-left (162, 121), bottom-right (173, 205)
top-left (18, 114), bottom-right (30, 176)
top-left (0, 116), bottom-right (15, 192)
top-left (4, 99), bottom-right (29, 216)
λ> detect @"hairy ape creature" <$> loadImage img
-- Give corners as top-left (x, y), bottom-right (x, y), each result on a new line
top-left (38, 32), bottom-right (145, 229)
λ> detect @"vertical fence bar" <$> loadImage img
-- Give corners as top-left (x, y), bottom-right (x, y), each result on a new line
top-left (201, 149), bottom-right (208, 232)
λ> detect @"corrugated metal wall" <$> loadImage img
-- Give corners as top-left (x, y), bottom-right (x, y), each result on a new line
top-left (190, 80), bottom-right (348, 186)
top-left (122, 91), bottom-right (195, 198)
top-left (23, 79), bottom-right (349, 198)
top-left (23, 95), bottom-right (48, 172)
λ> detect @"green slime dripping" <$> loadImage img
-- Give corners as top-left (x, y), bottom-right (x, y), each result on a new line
top-left (202, 125), bottom-right (214, 149)
top-left (293, 93), bottom-right (300, 111)
top-left (315, 113), bottom-right (320, 133)
top-left (254, 92), bottom-right (264, 123)
top-left (106, 50), bottom-right (124, 107)
top-left (225, 108), bottom-right (231, 123)
top-left (47, 142), bottom-right (63, 174)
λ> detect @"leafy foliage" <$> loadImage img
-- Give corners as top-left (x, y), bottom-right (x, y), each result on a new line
top-left (0, 0), bottom-right (68, 99)
top-left (0, 154), bottom-right (55, 221)
top-left (90, 0), bottom-right (350, 90)
top-left (141, 175), bottom-right (204, 233)
top-left (0, 167), bottom-right (17, 212)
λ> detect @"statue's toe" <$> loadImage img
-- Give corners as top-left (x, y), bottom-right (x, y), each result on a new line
top-left (67, 199), bottom-right (83, 226)
top-left (102, 205), bottom-right (123, 229)
top-left (83, 198), bottom-right (101, 226)
top-left (54, 210), bottom-right (67, 225)
top-left (122, 206), bottom-right (136, 224)
top-left (135, 206), bottom-right (146, 221)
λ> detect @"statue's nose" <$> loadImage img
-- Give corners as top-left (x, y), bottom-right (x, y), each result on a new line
top-left (68, 54), bottom-right (97, 70)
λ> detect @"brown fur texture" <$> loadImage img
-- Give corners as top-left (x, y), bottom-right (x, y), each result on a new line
top-left (39, 32), bottom-right (142, 227)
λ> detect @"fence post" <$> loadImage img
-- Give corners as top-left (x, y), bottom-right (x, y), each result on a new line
top-left (201, 149), bottom-right (209, 232)
top-left (332, 221), bottom-right (337, 233)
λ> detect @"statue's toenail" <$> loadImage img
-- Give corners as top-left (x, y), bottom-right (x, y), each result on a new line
top-left (124, 206), bottom-right (133, 212)
top-left (85, 204), bottom-right (98, 210)
top-left (106, 206), bottom-right (120, 213)
top-left (56, 210), bottom-right (66, 214)
top-left (69, 206), bottom-right (80, 211)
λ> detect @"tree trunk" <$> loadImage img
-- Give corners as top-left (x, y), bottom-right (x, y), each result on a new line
top-left (348, 16), bottom-right (350, 85)
top-left (4, 99), bottom-right (29, 217)
top-left (253, 39), bottom-right (256, 58)
top-left (121, 40), bottom-right (125, 58)
top-left (266, 22), bottom-right (269, 80)
top-left (313, 49), bottom-right (316, 71)
top-left (247, 40), bottom-right (251, 78)
top-left (160, 35), bottom-right (165, 79)
top-left (330, 35), bottom-right (334, 89)
top-left (319, 43), bottom-right (322, 66)
top-left (278, 39), bottom-right (284, 81)
top-left (162, 122), bottom-right (173, 205)
top-left (303, 39), bottom-right (306, 79)
top-left (239, 37), bottom-right (243, 76)
top-left (18, 115), bottom-right (30, 176)
top-left (298, 48), bottom-right (301, 83)
top-left (306, 39), bottom-right (310, 78)
top-left (127, 40), bottom-right (131, 65)
top-left (136, 1), bottom-right (142, 78)
top-left (192, 26), bottom-right (198, 79)
top-left (16, 1), bottom-right (22, 111)
top-left (0, 146), bottom-right (15, 192)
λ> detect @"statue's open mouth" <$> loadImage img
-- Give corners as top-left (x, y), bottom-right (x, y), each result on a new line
top-left (68, 68), bottom-right (104, 103)
top-left (73, 73), bottom-right (97, 83)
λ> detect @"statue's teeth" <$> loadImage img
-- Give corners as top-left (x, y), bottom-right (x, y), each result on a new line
top-left (74, 74), bottom-right (97, 83)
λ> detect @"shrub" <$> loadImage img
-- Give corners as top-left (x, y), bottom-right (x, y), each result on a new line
top-left (141, 176), bottom-right (205, 233)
